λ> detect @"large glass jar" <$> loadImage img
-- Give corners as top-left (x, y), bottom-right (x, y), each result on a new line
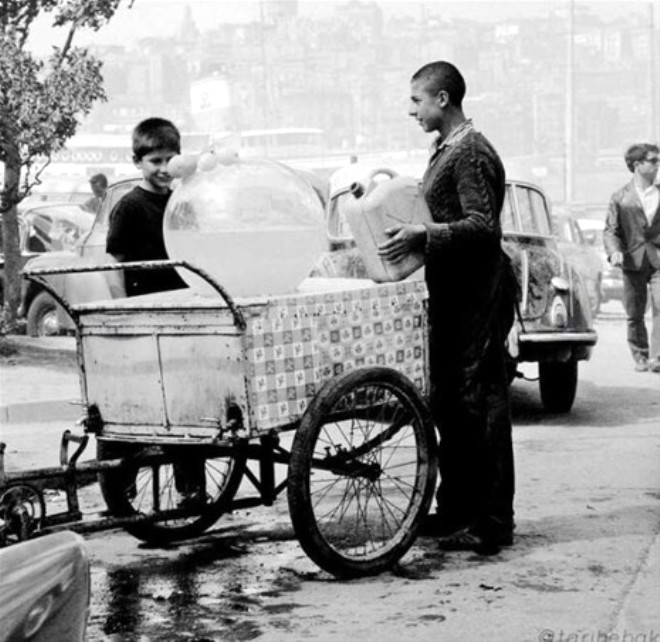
top-left (164, 157), bottom-right (327, 297)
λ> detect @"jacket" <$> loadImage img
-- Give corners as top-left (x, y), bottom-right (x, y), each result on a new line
top-left (603, 180), bottom-right (660, 271)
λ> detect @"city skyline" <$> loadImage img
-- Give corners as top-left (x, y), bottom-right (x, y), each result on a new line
top-left (29, 0), bottom-right (652, 55)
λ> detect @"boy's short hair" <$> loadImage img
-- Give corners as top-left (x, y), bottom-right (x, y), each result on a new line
top-left (132, 117), bottom-right (181, 160)
top-left (411, 61), bottom-right (466, 108)
top-left (624, 142), bottom-right (659, 172)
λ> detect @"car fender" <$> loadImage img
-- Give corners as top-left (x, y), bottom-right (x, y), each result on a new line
top-left (21, 250), bottom-right (125, 314)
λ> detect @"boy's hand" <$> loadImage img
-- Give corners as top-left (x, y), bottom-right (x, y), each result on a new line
top-left (377, 224), bottom-right (426, 263)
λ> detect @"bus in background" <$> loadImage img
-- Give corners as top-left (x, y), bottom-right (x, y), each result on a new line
top-left (211, 128), bottom-right (328, 163)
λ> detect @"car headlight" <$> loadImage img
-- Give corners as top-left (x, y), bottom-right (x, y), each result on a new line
top-left (550, 276), bottom-right (569, 293)
top-left (22, 593), bottom-right (55, 638)
top-left (550, 295), bottom-right (568, 328)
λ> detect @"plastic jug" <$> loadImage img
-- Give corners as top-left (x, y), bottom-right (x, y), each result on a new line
top-left (343, 169), bottom-right (432, 282)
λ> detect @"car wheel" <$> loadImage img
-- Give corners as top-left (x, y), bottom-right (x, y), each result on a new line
top-left (26, 292), bottom-right (62, 337)
top-left (539, 360), bottom-right (578, 413)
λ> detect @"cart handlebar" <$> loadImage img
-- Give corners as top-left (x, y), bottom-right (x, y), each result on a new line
top-left (22, 259), bottom-right (247, 332)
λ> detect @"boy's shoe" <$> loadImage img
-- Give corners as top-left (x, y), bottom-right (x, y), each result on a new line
top-left (419, 512), bottom-right (471, 537)
top-left (437, 527), bottom-right (513, 555)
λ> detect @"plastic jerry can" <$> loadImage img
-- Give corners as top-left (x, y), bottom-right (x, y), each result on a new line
top-left (344, 169), bottom-right (432, 282)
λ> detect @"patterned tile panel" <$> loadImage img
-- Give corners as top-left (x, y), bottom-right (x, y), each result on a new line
top-left (244, 281), bottom-right (428, 431)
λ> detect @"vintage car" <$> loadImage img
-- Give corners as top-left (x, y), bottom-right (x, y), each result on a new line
top-left (0, 531), bottom-right (90, 641)
top-left (578, 218), bottom-right (624, 303)
top-left (19, 179), bottom-right (135, 336)
top-left (16, 177), bottom-right (94, 215)
top-left (322, 164), bottom-right (598, 413)
top-left (554, 213), bottom-right (605, 315)
top-left (0, 203), bottom-right (93, 311)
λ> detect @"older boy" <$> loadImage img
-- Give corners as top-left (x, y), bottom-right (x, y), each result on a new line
top-left (106, 117), bottom-right (186, 296)
top-left (378, 61), bottom-right (516, 554)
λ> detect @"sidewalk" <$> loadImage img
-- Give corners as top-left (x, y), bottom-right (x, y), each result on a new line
top-left (0, 335), bottom-right (81, 425)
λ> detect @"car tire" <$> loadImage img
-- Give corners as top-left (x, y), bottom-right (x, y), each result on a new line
top-left (26, 291), bottom-right (62, 337)
top-left (539, 360), bottom-right (578, 413)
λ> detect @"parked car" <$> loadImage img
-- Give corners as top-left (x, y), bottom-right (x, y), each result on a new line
top-left (23, 203), bottom-right (94, 254)
top-left (323, 165), bottom-right (598, 413)
top-left (578, 218), bottom-right (624, 302)
top-left (0, 531), bottom-right (90, 642)
top-left (17, 177), bottom-right (94, 215)
top-left (553, 202), bottom-right (624, 304)
top-left (19, 178), bottom-right (135, 336)
top-left (0, 203), bottom-right (92, 309)
top-left (554, 213), bottom-right (605, 315)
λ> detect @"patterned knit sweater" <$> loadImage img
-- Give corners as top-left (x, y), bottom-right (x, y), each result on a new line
top-left (421, 122), bottom-right (506, 296)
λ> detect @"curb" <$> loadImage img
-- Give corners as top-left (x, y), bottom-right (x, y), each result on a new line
top-left (1, 334), bottom-right (79, 425)
top-left (2, 335), bottom-right (77, 355)
top-left (0, 399), bottom-right (84, 426)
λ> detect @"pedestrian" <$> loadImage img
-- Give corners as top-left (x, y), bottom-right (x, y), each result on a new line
top-left (106, 117), bottom-right (187, 297)
top-left (82, 173), bottom-right (108, 213)
top-left (378, 61), bottom-right (517, 554)
top-left (603, 143), bottom-right (660, 373)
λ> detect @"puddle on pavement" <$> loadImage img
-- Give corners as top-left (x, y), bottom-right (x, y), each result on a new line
top-left (87, 538), bottom-right (311, 641)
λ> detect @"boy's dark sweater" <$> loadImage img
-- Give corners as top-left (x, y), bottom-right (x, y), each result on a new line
top-left (106, 185), bottom-right (187, 296)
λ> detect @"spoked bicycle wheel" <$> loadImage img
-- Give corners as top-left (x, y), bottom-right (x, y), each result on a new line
top-left (97, 441), bottom-right (246, 543)
top-left (287, 367), bottom-right (437, 578)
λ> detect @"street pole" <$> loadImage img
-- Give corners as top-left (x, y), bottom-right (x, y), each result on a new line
top-left (564, 0), bottom-right (575, 203)
top-left (652, 0), bottom-right (660, 143)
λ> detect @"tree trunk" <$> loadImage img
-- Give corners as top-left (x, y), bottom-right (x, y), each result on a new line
top-left (1, 148), bottom-right (23, 332)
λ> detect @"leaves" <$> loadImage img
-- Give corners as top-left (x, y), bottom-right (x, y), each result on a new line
top-left (0, 0), bottom-right (131, 328)
top-left (0, 2), bottom-right (132, 204)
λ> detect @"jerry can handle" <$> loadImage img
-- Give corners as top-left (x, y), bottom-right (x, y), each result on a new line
top-left (350, 167), bottom-right (399, 199)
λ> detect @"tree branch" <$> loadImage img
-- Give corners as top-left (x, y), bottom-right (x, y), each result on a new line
top-left (59, 18), bottom-right (79, 61)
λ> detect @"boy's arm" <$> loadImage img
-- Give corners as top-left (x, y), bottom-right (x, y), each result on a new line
top-left (106, 197), bottom-right (132, 262)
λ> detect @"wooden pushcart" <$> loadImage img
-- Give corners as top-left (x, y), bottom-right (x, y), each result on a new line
top-left (1, 261), bottom-right (437, 578)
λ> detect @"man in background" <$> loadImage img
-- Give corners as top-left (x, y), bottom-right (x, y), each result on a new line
top-left (83, 173), bottom-right (108, 214)
top-left (604, 142), bottom-right (660, 373)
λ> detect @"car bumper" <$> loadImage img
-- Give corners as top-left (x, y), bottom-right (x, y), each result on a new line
top-left (517, 330), bottom-right (598, 363)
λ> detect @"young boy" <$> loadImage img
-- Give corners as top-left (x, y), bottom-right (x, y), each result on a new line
top-left (106, 118), bottom-right (201, 504)
top-left (106, 117), bottom-right (187, 296)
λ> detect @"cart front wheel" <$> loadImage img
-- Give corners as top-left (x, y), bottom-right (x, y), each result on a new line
top-left (287, 367), bottom-right (437, 578)
top-left (97, 441), bottom-right (246, 543)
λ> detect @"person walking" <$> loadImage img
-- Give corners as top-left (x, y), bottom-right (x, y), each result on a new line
top-left (603, 143), bottom-right (660, 373)
top-left (378, 61), bottom-right (517, 554)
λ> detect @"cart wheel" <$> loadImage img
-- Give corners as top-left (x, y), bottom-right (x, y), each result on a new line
top-left (97, 441), bottom-right (246, 543)
top-left (287, 367), bottom-right (437, 578)
top-left (0, 484), bottom-right (46, 545)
